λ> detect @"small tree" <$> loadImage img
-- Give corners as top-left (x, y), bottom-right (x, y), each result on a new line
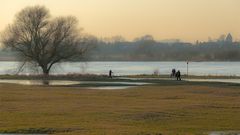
top-left (1, 5), bottom-right (92, 75)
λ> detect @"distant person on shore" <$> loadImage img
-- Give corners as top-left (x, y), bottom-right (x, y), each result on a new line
top-left (109, 70), bottom-right (113, 78)
top-left (176, 70), bottom-right (181, 81)
top-left (171, 68), bottom-right (176, 78)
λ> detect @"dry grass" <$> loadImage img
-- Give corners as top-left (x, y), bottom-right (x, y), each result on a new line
top-left (0, 83), bottom-right (240, 135)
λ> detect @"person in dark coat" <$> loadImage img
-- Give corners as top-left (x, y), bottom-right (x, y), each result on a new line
top-left (109, 70), bottom-right (113, 78)
top-left (176, 70), bottom-right (181, 81)
top-left (171, 68), bottom-right (176, 78)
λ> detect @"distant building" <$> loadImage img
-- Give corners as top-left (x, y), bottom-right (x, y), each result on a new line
top-left (226, 33), bottom-right (233, 43)
top-left (196, 40), bottom-right (200, 45)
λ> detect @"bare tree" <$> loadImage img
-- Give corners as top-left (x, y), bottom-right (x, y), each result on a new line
top-left (1, 6), bottom-right (93, 75)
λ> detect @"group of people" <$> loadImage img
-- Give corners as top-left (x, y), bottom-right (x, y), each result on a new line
top-left (171, 69), bottom-right (181, 81)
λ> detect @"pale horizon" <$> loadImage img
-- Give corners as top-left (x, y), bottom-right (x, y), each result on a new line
top-left (0, 0), bottom-right (240, 42)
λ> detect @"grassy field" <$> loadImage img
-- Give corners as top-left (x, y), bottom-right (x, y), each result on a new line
top-left (0, 82), bottom-right (240, 135)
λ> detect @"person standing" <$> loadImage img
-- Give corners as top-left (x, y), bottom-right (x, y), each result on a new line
top-left (171, 68), bottom-right (176, 78)
top-left (109, 70), bottom-right (113, 78)
top-left (176, 70), bottom-right (181, 81)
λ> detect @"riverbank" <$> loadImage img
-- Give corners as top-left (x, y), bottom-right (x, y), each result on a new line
top-left (1, 74), bottom-right (240, 87)
top-left (1, 74), bottom-right (240, 80)
top-left (0, 79), bottom-right (240, 135)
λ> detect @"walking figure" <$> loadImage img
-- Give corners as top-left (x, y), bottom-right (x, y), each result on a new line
top-left (109, 70), bottom-right (113, 78)
top-left (176, 70), bottom-right (181, 81)
top-left (171, 68), bottom-right (176, 78)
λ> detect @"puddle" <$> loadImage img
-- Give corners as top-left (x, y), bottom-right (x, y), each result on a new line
top-left (78, 81), bottom-right (150, 85)
top-left (118, 77), bottom-right (170, 81)
top-left (0, 80), bottom-right (80, 86)
top-left (0, 80), bottom-right (149, 90)
top-left (88, 86), bottom-right (136, 90)
top-left (209, 131), bottom-right (240, 135)
top-left (0, 80), bottom-right (149, 86)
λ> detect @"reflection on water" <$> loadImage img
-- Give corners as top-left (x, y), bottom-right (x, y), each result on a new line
top-left (88, 86), bottom-right (135, 90)
top-left (78, 81), bottom-right (150, 85)
top-left (0, 80), bottom-right (80, 86)
top-left (0, 80), bottom-right (149, 90)
top-left (0, 79), bottom-right (150, 86)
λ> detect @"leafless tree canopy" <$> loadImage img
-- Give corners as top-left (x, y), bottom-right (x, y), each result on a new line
top-left (1, 6), bottom-right (92, 75)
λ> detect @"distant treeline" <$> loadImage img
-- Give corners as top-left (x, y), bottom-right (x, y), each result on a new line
top-left (86, 39), bottom-right (240, 61)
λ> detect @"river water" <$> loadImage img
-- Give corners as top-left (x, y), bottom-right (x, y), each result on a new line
top-left (0, 61), bottom-right (240, 76)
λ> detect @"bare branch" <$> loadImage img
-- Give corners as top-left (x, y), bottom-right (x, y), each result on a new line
top-left (1, 5), bottom-right (93, 75)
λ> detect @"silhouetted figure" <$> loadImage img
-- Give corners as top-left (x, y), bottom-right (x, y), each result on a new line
top-left (109, 70), bottom-right (113, 78)
top-left (171, 69), bottom-right (176, 78)
top-left (176, 70), bottom-right (181, 81)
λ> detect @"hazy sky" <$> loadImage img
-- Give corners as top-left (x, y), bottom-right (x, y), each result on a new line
top-left (0, 0), bottom-right (240, 42)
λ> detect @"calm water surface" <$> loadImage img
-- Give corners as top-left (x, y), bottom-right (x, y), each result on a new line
top-left (0, 61), bottom-right (240, 76)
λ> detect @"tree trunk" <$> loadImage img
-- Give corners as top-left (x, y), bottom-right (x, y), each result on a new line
top-left (42, 68), bottom-right (49, 76)
top-left (41, 66), bottom-right (50, 85)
